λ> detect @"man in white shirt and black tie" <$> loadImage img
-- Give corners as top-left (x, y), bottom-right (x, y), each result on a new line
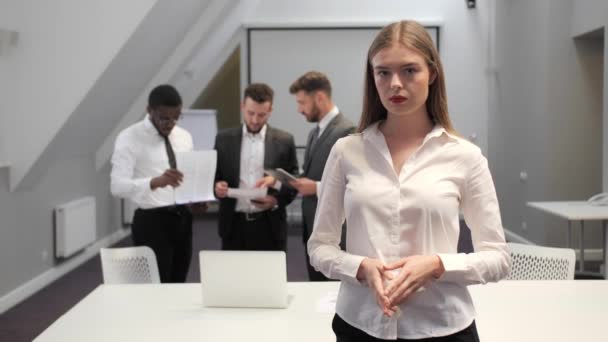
top-left (111, 84), bottom-right (200, 283)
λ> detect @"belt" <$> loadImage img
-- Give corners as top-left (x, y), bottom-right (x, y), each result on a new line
top-left (235, 211), bottom-right (268, 222)
top-left (139, 204), bottom-right (188, 214)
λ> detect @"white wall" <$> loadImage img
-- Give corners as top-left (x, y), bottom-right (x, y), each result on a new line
top-left (0, 0), bottom-right (16, 165)
top-left (0, 0), bottom-right (256, 312)
top-left (2, 0), bottom-right (156, 190)
top-left (492, 0), bottom-right (605, 247)
top-left (570, 0), bottom-right (608, 191)
top-left (96, 0), bottom-right (258, 169)
top-left (245, 0), bottom-right (492, 154)
top-left (0, 55), bottom-right (7, 163)
top-left (571, 0), bottom-right (608, 38)
top-left (0, 0), bottom-right (156, 307)
top-left (0, 158), bottom-right (120, 298)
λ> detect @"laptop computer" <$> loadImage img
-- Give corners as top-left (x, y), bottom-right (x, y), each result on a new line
top-left (199, 250), bottom-right (288, 308)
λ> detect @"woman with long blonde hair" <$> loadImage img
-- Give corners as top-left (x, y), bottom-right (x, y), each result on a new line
top-left (308, 20), bottom-right (510, 341)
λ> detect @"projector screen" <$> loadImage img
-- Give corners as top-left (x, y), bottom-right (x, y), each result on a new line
top-left (247, 27), bottom-right (438, 146)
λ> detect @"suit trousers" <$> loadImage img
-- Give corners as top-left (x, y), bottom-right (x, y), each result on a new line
top-left (131, 206), bottom-right (193, 283)
top-left (332, 314), bottom-right (480, 342)
top-left (222, 211), bottom-right (286, 251)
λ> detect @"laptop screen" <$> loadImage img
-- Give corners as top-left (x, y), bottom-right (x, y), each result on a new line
top-left (199, 250), bottom-right (288, 308)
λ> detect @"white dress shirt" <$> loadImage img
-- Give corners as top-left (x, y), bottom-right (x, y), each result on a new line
top-left (235, 124), bottom-right (266, 213)
top-left (308, 122), bottom-right (511, 340)
top-left (317, 105), bottom-right (340, 137)
top-left (110, 116), bottom-right (193, 209)
top-left (313, 105), bottom-right (340, 196)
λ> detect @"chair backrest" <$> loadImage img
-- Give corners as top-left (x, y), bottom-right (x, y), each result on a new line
top-left (100, 246), bottom-right (160, 284)
top-left (507, 242), bottom-right (576, 280)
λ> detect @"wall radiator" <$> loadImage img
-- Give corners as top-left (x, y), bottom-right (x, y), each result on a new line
top-left (54, 196), bottom-right (96, 258)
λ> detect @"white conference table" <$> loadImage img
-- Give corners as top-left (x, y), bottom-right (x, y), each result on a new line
top-left (528, 201), bottom-right (608, 277)
top-left (35, 281), bottom-right (608, 342)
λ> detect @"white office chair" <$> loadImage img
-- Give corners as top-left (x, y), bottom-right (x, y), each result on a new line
top-left (100, 246), bottom-right (161, 284)
top-left (507, 242), bottom-right (576, 280)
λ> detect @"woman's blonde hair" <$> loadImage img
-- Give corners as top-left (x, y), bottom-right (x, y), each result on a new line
top-left (357, 20), bottom-right (456, 134)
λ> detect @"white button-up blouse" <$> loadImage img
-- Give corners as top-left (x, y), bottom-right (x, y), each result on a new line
top-left (308, 122), bottom-right (511, 340)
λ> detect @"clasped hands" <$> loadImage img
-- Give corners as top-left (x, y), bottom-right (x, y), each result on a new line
top-left (356, 255), bottom-right (444, 317)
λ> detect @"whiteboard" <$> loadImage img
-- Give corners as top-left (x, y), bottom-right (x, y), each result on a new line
top-left (247, 27), bottom-right (438, 146)
top-left (179, 109), bottom-right (217, 150)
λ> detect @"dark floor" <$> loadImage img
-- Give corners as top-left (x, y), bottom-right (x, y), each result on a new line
top-left (0, 213), bottom-right (309, 342)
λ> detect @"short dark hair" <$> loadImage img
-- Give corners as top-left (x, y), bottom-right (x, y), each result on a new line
top-left (289, 71), bottom-right (332, 97)
top-left (244, 83), bottom-right (274, 104)
top-left (148, 84), bottom-right (182, 108)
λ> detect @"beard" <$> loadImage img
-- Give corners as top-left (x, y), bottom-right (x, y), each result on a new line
top-left (306, 104), bottom-right (322, 123)
top-left (245, 123), bottom-right (263, 134)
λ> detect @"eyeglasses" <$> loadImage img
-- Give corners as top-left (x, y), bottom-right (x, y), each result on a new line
top-left (151, 107), bottom-right (182, 125)
top-left (155, 113), bottom-right (182, 126)
top-left (157, 115), bottom-right (181, 125)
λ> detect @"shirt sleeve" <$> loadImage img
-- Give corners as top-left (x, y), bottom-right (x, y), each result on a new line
top-left (185, 132), bottom-right (194, 152)
top-left (110, 132), bottom-right (153, 202)
top-left (437, 151), bottom-right (512, 285)
top-left (307, 139), bottom-right (365, 284)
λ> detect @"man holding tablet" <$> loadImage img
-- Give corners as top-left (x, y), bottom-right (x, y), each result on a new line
top-left (289, 72), bottom-right (355, 281)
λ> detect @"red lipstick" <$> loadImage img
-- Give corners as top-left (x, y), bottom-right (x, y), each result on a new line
top-left (389, 95), bottom-right (407, 104)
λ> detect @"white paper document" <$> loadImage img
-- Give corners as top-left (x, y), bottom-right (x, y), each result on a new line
top-left (226, 187), bottom-right (268, 200)
top-left (174, 151), bottom-right (217, 204)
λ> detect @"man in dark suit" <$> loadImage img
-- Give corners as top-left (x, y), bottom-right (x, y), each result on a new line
top-left (289, 71), bottom-right (355, 281)
top-left (214, 83), bottom-right (298, 251)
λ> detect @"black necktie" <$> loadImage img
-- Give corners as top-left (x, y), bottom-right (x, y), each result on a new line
top-left (163, 135), bottom-right (177, 169)
top-left (309, 125), bottom-right (320, 150)
top-left (304, 125), bottom-right (320, 169)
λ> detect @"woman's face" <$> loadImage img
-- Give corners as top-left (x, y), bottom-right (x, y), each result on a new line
top-left (371, 44), bottom-right (434, 118)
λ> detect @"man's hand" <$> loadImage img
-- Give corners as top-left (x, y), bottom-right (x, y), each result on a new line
top-left (383, 255), bottom-right (444, 307)
top-left (250, 195), bottom-right (278, 210)
top-left (150, 169), bottom-right (183, 190)
top-left (356, 258), bottom-right (397, 317)
top-left (255, 176), bottom-right (276, 189)
top-left (289, 177), bottom-right (317, 196)
top-left (214, 181), bottom-right (229, 198)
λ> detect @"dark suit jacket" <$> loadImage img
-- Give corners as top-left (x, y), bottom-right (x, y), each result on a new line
top-left (301, 113), bottom-right (355, 242)
top-left (214, 125), bottom-right (299, 242)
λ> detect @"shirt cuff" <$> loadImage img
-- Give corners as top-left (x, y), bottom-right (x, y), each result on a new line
top-left (340, 254), bottom-right (367, 284)
top-left (435, 253), bottom-right (467, 282)
top-left (316, 181), bottom-right (321, 197)
top-left (135, 177), bottom-right (154, 199)
top-left (273, 180), bottom-right (282, 191)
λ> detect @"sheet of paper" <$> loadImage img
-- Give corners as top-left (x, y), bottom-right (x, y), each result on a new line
top-left (174, 150), bottom-right (217, 204)
top-left (226, 187), bottom-right (268, 200)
